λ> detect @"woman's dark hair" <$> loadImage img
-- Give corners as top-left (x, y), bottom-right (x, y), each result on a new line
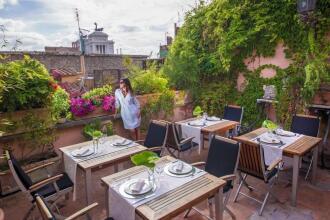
top-left (120, 78), bottom-right (134, 94)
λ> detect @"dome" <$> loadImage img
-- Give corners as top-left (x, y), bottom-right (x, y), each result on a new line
top-left (88, 31), bottom-right (108, 38)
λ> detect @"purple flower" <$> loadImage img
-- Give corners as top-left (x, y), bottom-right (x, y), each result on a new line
top-left (102, 95), bottom-right (115, 113)
top-left (70, 97), bottom-right (96, 116)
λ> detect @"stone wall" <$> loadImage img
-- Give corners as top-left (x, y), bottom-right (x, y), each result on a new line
top-left (0, 51), bottom-right (147, 75)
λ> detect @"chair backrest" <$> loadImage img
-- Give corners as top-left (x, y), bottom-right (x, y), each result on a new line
top-left (165, 122), bottom-right (181, 150)
top-left (290, 114), bottom-right (320, 137)
top-left (205, 136), bottom-right (240, 178)
top-left (144, 120), bottom-right (168, 148)
top-left (237, 142), bottom-right (267, 181)
top-left (223, 105), bottom-right (244, 123)
top-left (6, 150), bottom-right (33, 191)
top-left (35, 194), bottom-right (56, 220)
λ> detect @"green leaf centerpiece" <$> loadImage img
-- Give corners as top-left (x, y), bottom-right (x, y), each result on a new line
top-left (262, 120), bottom-right (278, 131)
top-left (131, 151), bottom-right (159, 169)
top-left (193, 106), bottom-right (203, 117)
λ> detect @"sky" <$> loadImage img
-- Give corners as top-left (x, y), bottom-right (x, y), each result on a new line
top-left (0, 0), bottom-right (197, 56)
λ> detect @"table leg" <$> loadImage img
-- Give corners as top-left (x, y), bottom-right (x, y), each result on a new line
top-left (105, 186), bottom-right (110, 218)
top-left (291, 155), bottom-right (299, 206)
top-left (311, 144), bottom-right (319, 184)
top-left (214, 188), bottom-right (224, 220)
top-left (85, 168), bottom-right (92, 205)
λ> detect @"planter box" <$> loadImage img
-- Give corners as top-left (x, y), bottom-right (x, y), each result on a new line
top-left (73, 106), bottom-right (114, 120)
top-left (0, 108), bottom-right (52, 137)
top-left (312, 83), bottom-right (330, 106)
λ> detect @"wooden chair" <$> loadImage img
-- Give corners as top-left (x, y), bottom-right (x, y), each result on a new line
top-left (4, 150), bottom-right (73, 219)
top-left (184, 136), bottom-right (240, 219)
top-left (136, 120), bottom-right (169, 156)
top-left (163, 121), bottom-right (197, 159)
top-left (233, 141), bottom-right (281, 216)
top-left (223, 105), bottom-right (244, 136)
top-left (290, 114), bottom-right (320, 180)
top-left (35, 194), bottom-right (102, 220)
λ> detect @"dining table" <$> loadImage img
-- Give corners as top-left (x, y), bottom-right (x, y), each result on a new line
top-left (59, 135), bottom-right (147, 205)
top-left (234, 127), bottom-right (322, 206)
top-left (176, 116), bottom-right (239, 154)
top-left (101, 156), bottom-right (226, 220)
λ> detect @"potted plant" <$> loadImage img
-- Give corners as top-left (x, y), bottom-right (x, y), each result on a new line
top-left (51, 87), bottom-right (71, 123)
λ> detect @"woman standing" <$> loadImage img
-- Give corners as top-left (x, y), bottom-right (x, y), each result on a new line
top-left (115, 78), bottom-right (141, 140)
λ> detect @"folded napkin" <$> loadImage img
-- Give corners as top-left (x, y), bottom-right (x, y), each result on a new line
top-left (75, 148), bottom-right (89, 156)
top-left (175, 162), bottom-right (184, 172)
top-left (261, 135), bottom-right (279, 144)
top-left (131, 179), bottom-right (145, 193)
top-left (276, 129), bottom-right (294, 136)
top-left (208, 116), bottom-right (220, 120)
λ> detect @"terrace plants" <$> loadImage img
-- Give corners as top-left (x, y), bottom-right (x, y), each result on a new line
top-left (82, 84), bottom-right (113, 106)
top-left (70, 97), bottom-right (95, 117)
top-left (51, 87), bottom-right (71, 121)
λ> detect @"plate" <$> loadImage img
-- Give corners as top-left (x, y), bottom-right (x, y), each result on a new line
top-left (206, 116), bottom-right (221, 121)
top-left (168, 162), bottom-right (193, 175)
top-left (275, 129), bottom-right (295, 137)
top-left (188, 121), bottom-right (205, 127)
top-left (259, 136), bottom-right (281, 144)
top-left (71, 148), bottom-right (94, 157)
top-left (113, 139), bottom-right (133, 147)
top-left (164, 164), bottom-right (197, 177)
top-left (123, 179), bottom-right (153, 196)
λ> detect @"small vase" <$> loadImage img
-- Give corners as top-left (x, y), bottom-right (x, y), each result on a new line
top-left (93, 137), bottom-right (99, 154)
top-left (147, 168), bottom-right (155, 186)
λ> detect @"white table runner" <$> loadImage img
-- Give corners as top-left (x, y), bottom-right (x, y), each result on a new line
top-left (178, 118), bottom-right (228, 151)
top-left (108, 160), bottom-right (206, 220)
top-left (62, 137), bottom-right (137, 200)
top-left (252, 132), bottom-right (304, 166)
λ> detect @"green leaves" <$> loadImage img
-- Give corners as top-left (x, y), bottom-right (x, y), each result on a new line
top-left (193, 106), bottom-right (203, 117)
top-left (130, 151), bottom-right (159, 169)
top-left (262, 120), bottom-right (278, 130)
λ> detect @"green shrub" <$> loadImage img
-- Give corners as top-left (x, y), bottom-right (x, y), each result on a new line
top-left (0, 56), bottom-right (54, 112)
top-left (131, 64), bottom-right (168, 95)
top-left (51, 87), bottom-right (70, 120)
top-left (82, 84), bottom-right (113, 106)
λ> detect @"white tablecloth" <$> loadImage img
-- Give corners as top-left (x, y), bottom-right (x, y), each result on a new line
top-left (178, 118), bottom-right (228, 152)
top-left (252, 132), bottom-right (304, 166)
top-left (108, 161), bottom-right (206, 220)
top-left (62, 137), bottom-right (137, 200)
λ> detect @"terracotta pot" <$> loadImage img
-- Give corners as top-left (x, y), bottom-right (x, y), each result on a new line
top-left (0, 108), bottom-right (51, 137)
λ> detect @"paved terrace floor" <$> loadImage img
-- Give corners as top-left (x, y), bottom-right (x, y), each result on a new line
top-left (2, 143), bottom-right (330, 220)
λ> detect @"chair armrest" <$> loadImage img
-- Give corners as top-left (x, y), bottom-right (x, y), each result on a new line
top-left (221, 174), bottom-right (236, 181)
top-left (147, 147), bottom-right (162, 153)
top-left (135, 140), bottom-right (144, 144)
top-left (180, 136), bottom-right (194, 145)
top-left (65, 202), bottom-right (98, 220)
top-left (29, 174), bottom-right (63, 192)
top-left (191, 162), bottom-right (206, 167)
top-left (25, 161), bottom-right (55, 174)
top-left (267, 158), bottom-right (282, 171)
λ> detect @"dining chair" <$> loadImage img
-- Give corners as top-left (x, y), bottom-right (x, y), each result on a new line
top-left (233, 141), bottom-right (281, 215)
top-left (35, 194), bottom-right (104, 220)
top-left (162, 121), bottom-right (197, 159)
top-left (5, 150), bottom-right (73, 219)
top-left (184, 136), bottom-right (240, 219)
top-left (290, 114), bottom-right (320, 180)
top-left (136, 120), bottom-right (169, 156)
top-left (223, 105), bottom-right (244, 137)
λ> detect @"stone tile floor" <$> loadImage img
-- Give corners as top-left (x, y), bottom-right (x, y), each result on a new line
top-left (1, 145), bottom-right (330, 220)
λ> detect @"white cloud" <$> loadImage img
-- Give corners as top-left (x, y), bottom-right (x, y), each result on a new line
top-left (0, 0), bottom-right (18, 9)
top-left (0, 0), bottom-right (196, 56)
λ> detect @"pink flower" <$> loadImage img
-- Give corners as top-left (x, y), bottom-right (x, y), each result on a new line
top-left (102, 95), bottom-right (115, 113)
top-left (70, 97), bottom-right (96, 116)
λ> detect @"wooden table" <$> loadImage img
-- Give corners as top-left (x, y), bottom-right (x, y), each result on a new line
top-left (59, 135), bottom-right (147, 205)
top-left (101, 156), bottom-right (226, 220)
top-left (234, 128), bottom-right (322, 206)
top-left (177, 117), bottom-right (239, 153)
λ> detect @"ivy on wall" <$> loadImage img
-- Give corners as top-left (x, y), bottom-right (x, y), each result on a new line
top-left (164, 0), bottom-right (330, 127)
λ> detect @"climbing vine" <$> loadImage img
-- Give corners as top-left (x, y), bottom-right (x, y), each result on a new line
top-left (164, 0), bottom-right (330, 128)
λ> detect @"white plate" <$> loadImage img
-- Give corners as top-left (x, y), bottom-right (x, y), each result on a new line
top-left (168, 162), bottom-right (193, 175)
top-left (119, 179), bottom-right (157, 199)
top-left (113, 139), bottom-right (133, 147)
top-left (275, 129), bottom-right (295, 137)
top-left (259, 136), bottom-right (281, 144)
top-left (124, 179), bottom-right (153, 196)
top-left (71, 148), bottom-right (94, 157)
top-left (206, 116), bottom-right (221, 121)
top-left (164, 164), bottom-right (196, 177)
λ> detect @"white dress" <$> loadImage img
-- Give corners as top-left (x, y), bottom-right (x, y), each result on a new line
top-left (115, 89), bottom-right (141, 129)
